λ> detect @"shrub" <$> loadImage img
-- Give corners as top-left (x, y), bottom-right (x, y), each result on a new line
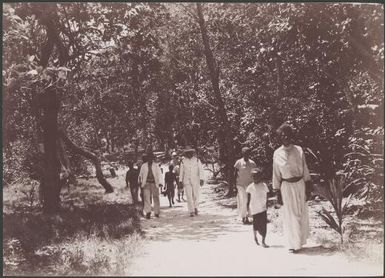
top-left (315, 173), bottom-right (353, 243)
top-left (343, 127), bottom-right (384, 202)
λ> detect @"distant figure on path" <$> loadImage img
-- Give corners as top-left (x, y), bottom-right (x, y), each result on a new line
top-left (139, 151), bottom-right (162, 219)
top-left (171, 151), bottom-right (184, 202)
top-left (272, 123), bottom-right (311, 253)
top-left (234, 147), bottom-right (257, 224)
top-left (126, 161), bottom-right (140, 205)
top-left (247, 167), bottom-right (270, 248)
top-left (179, 146), bottom-right (204, 217)
top-left (164, 164), bottom-right (177, 207)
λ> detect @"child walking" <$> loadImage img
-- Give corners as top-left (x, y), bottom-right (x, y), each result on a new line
top-left (246, 168), bottom-right (270, 248)
top-left (164, 165), bottom-right (177, 207)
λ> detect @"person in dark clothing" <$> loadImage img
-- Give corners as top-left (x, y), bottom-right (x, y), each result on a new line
top-left (164, 164), bottom-right (177, 207)
top-left (126, 161), bottom-right (140, 205)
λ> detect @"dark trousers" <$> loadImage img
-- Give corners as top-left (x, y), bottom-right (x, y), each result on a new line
top-left (130, 186), bottom-right (139, 204)
top-left (253, 211), bottom-right (267, 237)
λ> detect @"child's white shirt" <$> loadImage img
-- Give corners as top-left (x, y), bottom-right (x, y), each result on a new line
top-left (246, 182), bottom-right (269, 215)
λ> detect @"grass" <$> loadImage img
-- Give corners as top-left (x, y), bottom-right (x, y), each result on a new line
top-left (3, 174), bottom-right (144, 276)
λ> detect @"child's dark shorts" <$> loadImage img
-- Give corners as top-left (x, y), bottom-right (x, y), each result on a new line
top-left (252, 210), bottom-right (267, 235)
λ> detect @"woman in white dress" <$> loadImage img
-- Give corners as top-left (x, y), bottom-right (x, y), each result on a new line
top-left (272, 123), bottom-right (312, 253)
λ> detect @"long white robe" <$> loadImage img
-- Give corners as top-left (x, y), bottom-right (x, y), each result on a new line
top-left (273, 144), bottom-right (311, 250)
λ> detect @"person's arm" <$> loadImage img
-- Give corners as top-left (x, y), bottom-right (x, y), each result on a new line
top-left (234, 160), bottom-right (239, 186)
top-left (125, 171), bottom-right (129, 187)
top-left (247, 192), bottom-right (251, 212)
top-left (302, 149), bottom-right (312, 200)
top-left (198, 158), bottom-right (204, 186)
top-left (272, 154), bottom-right (282, 191)
top-left (179, 161), bottom-right (184, 186)
top-left (138, 165), bottom-right (143, 187)
top-left (156, 164), bottom-right (162, 187)
top-left (302, 150), bottom-right (311, 182)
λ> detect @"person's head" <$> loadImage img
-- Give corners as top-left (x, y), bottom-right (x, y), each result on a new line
top-left (146, 151), bottom-right (155, 163)
top-left (128, 161), bottom-right (133, 169)
top-left (169, 164), bottom-right (174, 172)
top-left (276, 123), bottom-right (295, 147)
top-left (171, 151), bottom-right (178, 160)
top-left (184, 146), bottom-right (195, 158)
top-left (251, 167), bottom-right (264, 183)
top-left (142, 155), bottom-right (147, 163)
top-left (242, 147), bottom-right (251, 161)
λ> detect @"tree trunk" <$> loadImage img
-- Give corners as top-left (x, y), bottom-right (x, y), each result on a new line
top-left (57, 135), bottom-right (74, 190)
top-left (58, 129), bottom-right (114, 193)
top-left (40, 88), bottom-right (61, 214)
top-left (196, 3), bottom-right (236, 189)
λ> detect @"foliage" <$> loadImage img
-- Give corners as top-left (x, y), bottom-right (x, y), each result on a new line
top-left (3, 203), bottom-right (141, 275)
top-left (3, 3), bottom-right (384, 204)
top-left (343, 127), bottom-right (384, 202)
top-left (315, 174), bottom-right (353, 243)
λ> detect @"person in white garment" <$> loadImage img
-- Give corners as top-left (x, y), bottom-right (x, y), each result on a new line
top-left (272, 123), bottom-right (311, 253)
top-left (247, 167), bottom-right (270, 247)
top-left (179, 146), bottom-right (204, 217)
top-left (234, 147), bottom-right (257, 224)
top-left (139, 151), bottom-right (162, 219)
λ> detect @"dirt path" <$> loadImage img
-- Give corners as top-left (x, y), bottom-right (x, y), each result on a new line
top-left (127, 167), bottom-right (382, 276)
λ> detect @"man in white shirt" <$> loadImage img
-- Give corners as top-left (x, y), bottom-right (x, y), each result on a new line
top-left (179, 146), bottom-right (204, 217)
top-left (139, 151), bottom-right (162, 219)
top-left (234, 147), bottom-right (257, 224)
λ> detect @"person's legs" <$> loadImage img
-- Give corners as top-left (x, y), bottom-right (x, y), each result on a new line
top-left (177, 186), bottom-right (181, 202)
top-left (184, 183), bottom-right (194, 214)
top-left (252, 214), bottom-right (259, 245)
top-left (143, 184), bottom-right (152, 218)
top-left (171, 188), bottom-right (175, 204)
top-left (257, 211), bottom-right (268, 248)
top-left (131, 186), bottom-right (138, 205)
top-left (167, 189), bottom-right (172, 207)
top-left (151, 183), bottom-right (160, 216)
top-left (192, 183), bottom-right (200, 215)
top-left (237, 185), bottom-right (249, 223)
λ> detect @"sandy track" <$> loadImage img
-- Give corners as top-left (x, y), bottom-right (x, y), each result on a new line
top-left (128, 176), bottom-right (382, 276)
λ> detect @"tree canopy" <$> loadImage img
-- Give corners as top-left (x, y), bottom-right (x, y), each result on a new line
top-left (3, 3), bottom-right (384, 211)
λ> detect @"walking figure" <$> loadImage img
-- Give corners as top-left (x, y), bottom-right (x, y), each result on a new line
top-left (247, 168), bottom-right (270, 248)
top-left (234, 147), bottom-right (257, 224)
top-left (139, 151), bottom-right (162, 219)
top-left (179, 146), bottom-right (204, 217)
top-left (164, 165), bottom-right (177, 207)
top-left (126, 161), bottom-right (140, 205)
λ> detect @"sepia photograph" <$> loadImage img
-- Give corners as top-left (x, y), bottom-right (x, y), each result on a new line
top-left (2, 2), bottom-right (384, 276)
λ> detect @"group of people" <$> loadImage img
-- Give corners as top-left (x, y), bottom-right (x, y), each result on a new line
top-left (125, 145), bottom-right (205, 219)
top-left (126, 122), bottom-right (311, 253)
top-left (234, 123), bottom-right (311, 253)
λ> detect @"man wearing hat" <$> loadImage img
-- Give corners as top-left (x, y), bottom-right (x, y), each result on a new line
top-left (138, 151), bottom-right (162, 219)
top-left (234, 147), bottom-right (257, 224)
top-left (179, 146), bottom-right (205, 217)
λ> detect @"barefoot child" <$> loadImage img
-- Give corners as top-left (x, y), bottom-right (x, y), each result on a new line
top-left (247, 168), bottom-right (270, 247)
top-left (165, 165), bottom-right (177, 207)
